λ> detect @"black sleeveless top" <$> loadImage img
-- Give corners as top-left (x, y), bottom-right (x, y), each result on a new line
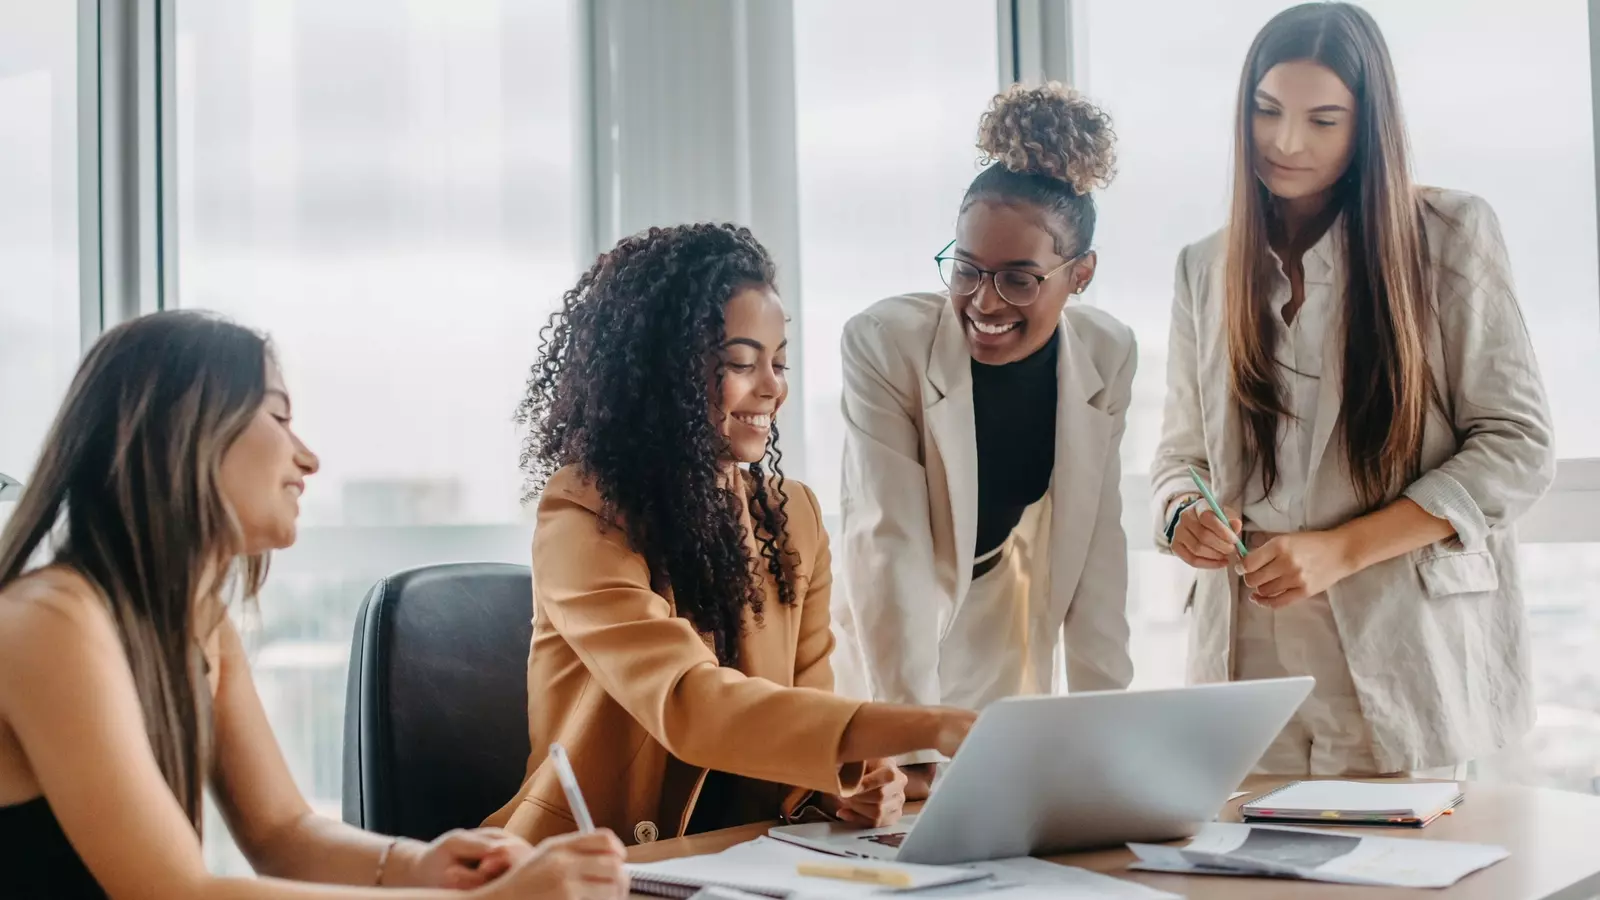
top-left (0, 796), bottom-right (106, 898)
top-left (0, 649), bottom-right (210, 899)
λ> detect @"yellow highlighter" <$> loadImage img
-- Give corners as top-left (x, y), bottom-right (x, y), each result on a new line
top-left (796, 862), bottom-right (915, 888)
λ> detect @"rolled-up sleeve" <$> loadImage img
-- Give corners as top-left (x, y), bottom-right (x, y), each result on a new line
top-left (1402, 195), bottom-right (1556, 551)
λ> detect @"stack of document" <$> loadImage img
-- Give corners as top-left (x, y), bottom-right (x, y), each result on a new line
top-left (1128, 822), bottom-right (1508, 889)
top-left (1241, 780), bottom-right (1464, 827)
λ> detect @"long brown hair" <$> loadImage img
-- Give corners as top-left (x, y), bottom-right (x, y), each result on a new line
top-left (0, 311), bottom-right (272, 828)
top-left (1225, 2), bottom-right (1434, 509)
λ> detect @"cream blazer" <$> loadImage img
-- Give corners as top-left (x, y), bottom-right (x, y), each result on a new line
top-left (1151, 188), bottom-right (1557, 772)
top-left (833, 292), bottom-right (1136, 743)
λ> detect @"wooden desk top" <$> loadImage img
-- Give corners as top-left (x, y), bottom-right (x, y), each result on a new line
top-left (628, 776), bottom-right (1600, 900)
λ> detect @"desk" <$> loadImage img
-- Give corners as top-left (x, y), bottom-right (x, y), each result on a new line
top-left (628, 776), bottom-right (1600, 900)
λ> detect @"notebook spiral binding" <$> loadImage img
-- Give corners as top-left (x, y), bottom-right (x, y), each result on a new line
top-left (626, 870), bottom-right (787, 900)
top-left (1239, 781), bottom-right (1298, 812)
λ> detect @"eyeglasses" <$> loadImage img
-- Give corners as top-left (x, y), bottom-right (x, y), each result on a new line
top-left (934, 239), bottom-right (1083, 307)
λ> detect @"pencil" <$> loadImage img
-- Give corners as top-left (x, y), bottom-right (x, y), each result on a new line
top-left (1188, 465), bottom-right (1249, 557)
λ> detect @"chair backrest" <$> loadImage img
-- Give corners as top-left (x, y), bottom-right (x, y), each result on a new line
top-left (341, 562), bottom-right (534, 840)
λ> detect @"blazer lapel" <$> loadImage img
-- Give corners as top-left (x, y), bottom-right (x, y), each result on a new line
top-left (925, 302), bottom-right (979, 619)
top-left (1044, 314), bottom-right (1111, 624)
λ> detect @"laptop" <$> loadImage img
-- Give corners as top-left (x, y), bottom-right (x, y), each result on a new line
top-left (770, 676), bottom-right (1313, 865)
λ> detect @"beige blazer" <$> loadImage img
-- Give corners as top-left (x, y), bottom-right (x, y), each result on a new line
top-left (1151, 188), bottom-right (1557, 771)
top-left (484, 466), bottom-right (864, 846)
top-left (833, 292), bottom-right (1137, 737)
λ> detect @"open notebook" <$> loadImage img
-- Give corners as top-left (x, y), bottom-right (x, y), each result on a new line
top-left (1242, 780), bottom-right (1464, 827)
top-left (626, 836), bottom-right (990, 899)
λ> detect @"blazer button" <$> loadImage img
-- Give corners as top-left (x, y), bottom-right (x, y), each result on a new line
top-left (633, 821), bottom-right (659, 844)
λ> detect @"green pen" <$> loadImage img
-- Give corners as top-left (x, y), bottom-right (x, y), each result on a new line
top-left (1187, 465), bottom-right (1249, 558)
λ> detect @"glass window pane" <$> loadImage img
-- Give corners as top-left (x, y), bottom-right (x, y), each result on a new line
top-left (794, 0), bottom-right (1000, 513)
top-left (175, 0), bottom-right (574, 870)
top-left (0, 1), bottom-right (79, 495)
top-left (1520, 542), bottom-right (1600, 792)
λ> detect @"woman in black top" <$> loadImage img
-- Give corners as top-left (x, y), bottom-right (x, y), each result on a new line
top-left (835, 83), bottom-right (1138, 799)
top-left (0, 311), bottom-right (626, 899)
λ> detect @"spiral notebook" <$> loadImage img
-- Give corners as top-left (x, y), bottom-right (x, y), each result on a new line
top-left (626, 837), bottom-right (989, 899)
top-left (1241, 780), bottom-right (1463, 827)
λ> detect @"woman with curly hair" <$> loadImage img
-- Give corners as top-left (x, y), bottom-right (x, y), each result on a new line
top-left (835, 83), bottom-right (1135, 799)
top-left (484, 223), bottom-right (977, 846)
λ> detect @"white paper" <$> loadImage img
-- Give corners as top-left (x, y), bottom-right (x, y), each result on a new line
top-left (956, 857), bottom-right (1180, 899)
top-left (627, 837), bottom-right (988, 899)
top-left (691, 888), bottom-right (772, 900)
top-left (1128, 822), bottom-right (1508, 889)
top-left (895, 856), bottom-right (1176, 900)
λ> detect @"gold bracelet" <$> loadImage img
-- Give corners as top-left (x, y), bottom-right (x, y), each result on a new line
top-left (375, 837), bottom-right (400, 886)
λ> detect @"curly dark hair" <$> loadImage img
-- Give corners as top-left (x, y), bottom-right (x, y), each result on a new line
top-left (516, 223), bottom-right (796, 666)
top-left (965, 81), bottom-right (1117, 259)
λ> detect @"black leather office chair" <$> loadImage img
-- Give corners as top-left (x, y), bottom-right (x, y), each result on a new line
top-left (342, 562), bottom-right (535, 840)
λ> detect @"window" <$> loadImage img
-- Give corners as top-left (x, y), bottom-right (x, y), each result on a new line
top-left (793, 0), bottom-right (1000, 514)
top-left (174, 0), bottom-right (576, 871)
top-left (0, 0), bottom-right (79, 495)
top-left (1076, 0), bottom-right (1600, 789)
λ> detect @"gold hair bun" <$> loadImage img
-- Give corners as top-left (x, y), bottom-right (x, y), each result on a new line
top-left (976, 81), bottom-right (1117, 194)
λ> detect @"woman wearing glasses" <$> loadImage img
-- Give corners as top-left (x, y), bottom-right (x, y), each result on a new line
top-left (835, 83), bottom-right (1135, 797)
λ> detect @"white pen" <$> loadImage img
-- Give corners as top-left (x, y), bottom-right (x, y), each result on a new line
top-left (548, 742), bottom-right (596, 833)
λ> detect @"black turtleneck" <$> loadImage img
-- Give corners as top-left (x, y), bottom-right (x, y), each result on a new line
top-left (971, 330), bottom-right (1058, 559)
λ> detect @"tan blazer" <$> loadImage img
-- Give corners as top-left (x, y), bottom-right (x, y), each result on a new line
top-left (1151, 188), bottom-right (1557, 771)
top-left (483, 466), bottom-right (865, 846)
top-left (832, 293), bottom-right (1136, 741)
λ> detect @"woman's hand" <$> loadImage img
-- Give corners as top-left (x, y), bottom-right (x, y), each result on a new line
top-left (824, 759), bottom-right (907, 827)
top-left (901, 763), bottom-right (936, 802)
top-left (396, 828), bottom-right (533, 889)
top-left (475, 830), bottom-right (628, 900)
top-left (1241, 530), bottom-right (1356, 607)
top-left (1171, 499), bottom-right (1243, 570)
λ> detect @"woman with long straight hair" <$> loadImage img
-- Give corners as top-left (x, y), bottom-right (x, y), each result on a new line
top-left (1153, 2), bottom-right (1555, 777)
top-left (0, 311), bottom-right (627, 899)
